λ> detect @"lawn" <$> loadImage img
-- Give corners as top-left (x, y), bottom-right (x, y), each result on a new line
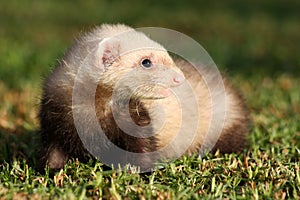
top-left (0, 0), bottom-right (299, 199)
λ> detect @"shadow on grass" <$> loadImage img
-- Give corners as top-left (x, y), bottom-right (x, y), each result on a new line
top-left (0, 129), bottom-right (40, 171)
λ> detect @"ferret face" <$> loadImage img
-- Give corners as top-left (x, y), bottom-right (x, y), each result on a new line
top-left (106, 49), bottom-right (185, 100)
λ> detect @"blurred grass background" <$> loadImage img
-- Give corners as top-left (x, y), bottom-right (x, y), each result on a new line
top-left (0, 0), bottom-right (299, 198)
top-left (1, 0), bottom-right (299, 89)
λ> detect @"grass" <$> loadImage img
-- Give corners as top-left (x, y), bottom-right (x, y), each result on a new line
top-left (0, 0), bottom-right (299, 199)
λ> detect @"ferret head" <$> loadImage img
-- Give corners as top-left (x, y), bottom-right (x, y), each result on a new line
top-left (94, 27), bottom-right (185, 100)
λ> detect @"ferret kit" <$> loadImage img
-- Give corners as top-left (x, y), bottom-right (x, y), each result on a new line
top-left (39, 24), bottom-right (251, 171)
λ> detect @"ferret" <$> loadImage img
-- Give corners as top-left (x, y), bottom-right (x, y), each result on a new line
top-left (39, 24), bottom-right (250, 171)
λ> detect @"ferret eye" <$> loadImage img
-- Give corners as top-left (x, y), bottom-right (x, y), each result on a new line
top-left (141, 59), bottom-right (152, 68)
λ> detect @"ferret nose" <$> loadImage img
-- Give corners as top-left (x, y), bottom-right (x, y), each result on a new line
top-left (173, 74), bottom-right (185, 85)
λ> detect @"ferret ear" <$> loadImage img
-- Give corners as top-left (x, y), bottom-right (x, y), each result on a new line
top-left (98, 38), bottom-right (121, 69)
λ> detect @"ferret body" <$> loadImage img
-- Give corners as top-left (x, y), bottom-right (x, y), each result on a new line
top-left (39, 24), bottom-right (250, 171)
